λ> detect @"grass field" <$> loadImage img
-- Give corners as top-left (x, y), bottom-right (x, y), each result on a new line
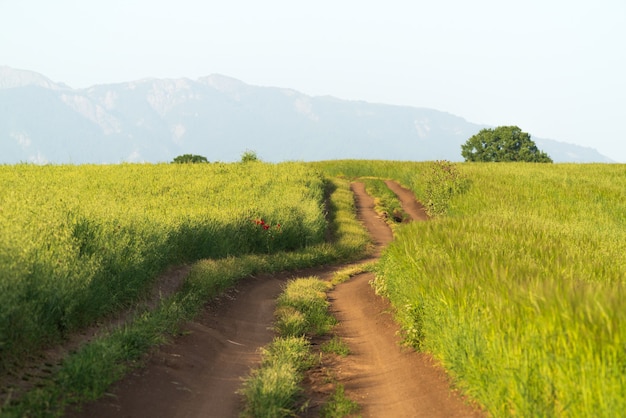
top-left (368, 162), bottom-right (626, 417)
top-left (0, 162), bottom-right (328, 371)
top-left (0, 165), bottom-right (370, 417)
top-left (2, 160), bottom-right (625, 417)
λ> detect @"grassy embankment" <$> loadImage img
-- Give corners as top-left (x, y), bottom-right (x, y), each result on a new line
top-left (0, 162), bottom-right (370, 417)
top-left (319, 160), bottom-right (626, 417)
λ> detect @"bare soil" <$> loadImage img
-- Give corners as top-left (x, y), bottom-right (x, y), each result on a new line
top-left (69, 181), bottom-right (484, 418)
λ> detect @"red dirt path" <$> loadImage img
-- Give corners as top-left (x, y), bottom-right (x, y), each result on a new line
top-left (69, 181), bottom-right (484, 417)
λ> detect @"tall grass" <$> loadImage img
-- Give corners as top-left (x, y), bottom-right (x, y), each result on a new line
top-left (374, 162), bottom-right (626, 416)
top-left (1, 176), bottom-right (370, 417)
top-left (0, 162), bottom-right (327, 371)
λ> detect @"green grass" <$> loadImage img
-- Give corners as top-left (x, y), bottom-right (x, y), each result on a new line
top-left (372, 162), bottom-right (626, 417)
top-left (275, 277), bottom-right (335, 337)
top-left (241, 277), bottom-right (334, 417)
top-left (240, 265), bottom-right (366, 417)
top-left (320, 336), bottom-right (351, 357)
top-left (0, 175), bottom-right (369, 417)
top-left (239, 336), bottom-right (313, 418)
top-left (360, 177), bottom-right (407, 225)
top-left (329, 264), bottom-right (375, 288)
top-left (320, 384), bottom-right (360, 418)
top-left (0, 162), bottom-right (329, 372)
top-left (9, 159), bottom-right (623, 417)
top-left (318, 160), bottom-right (626, 415)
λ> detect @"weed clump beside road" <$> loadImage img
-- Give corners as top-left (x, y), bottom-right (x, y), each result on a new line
top-left (238, 336), bottom-right (313, 417)
top-left (274, 277), bottom-right (335, 337)
top-left (239, 270), bottom-right (362, 418)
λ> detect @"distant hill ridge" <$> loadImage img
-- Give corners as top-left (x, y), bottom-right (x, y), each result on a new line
top-left (0, 66), bottom-right (611, 164)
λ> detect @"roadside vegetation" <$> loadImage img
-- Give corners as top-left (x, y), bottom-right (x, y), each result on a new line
top-left (239, 278), bottom-right (330, 417)
top-left (239, 268), bottom-right (363, 418)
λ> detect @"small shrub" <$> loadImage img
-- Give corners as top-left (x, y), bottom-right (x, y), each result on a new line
top-left (422, 160), bottom-right (469, 216)
top-left (241, 149), bottom-right (260, 163)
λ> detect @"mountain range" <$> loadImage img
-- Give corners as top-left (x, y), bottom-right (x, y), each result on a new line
top-left (0, 66), bottom-right (611, 164)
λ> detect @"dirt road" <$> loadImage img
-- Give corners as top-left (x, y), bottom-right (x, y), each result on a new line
top-left (70, 181), bottom-right (483, 417)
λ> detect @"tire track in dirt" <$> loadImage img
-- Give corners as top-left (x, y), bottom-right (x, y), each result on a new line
top-left (328, 273), bottom-right (482, 417)
top-left (384, 179), bottom-right (430, 222)
top-left (304, 181), bottom-right (482, 417)
top-left (69, 180), bottom-right (483, 418)
top-left (68, 268), bottom-right (334, 418)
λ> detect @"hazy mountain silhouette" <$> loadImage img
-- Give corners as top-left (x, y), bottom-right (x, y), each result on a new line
top-left (0, 66), bottom-right (612, 164)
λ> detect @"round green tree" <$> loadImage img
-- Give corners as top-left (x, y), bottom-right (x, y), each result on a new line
top-left (461, 126), bottom-right (552, 162)
top-left (172, 154), bottom-right (209, 164)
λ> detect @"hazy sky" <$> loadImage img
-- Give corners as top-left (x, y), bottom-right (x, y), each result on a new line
top-left (2, 0), bottom-right (625, 161)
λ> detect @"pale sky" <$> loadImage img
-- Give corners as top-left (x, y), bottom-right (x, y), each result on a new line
top-left (2, 0), bottom-right (625, 161)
